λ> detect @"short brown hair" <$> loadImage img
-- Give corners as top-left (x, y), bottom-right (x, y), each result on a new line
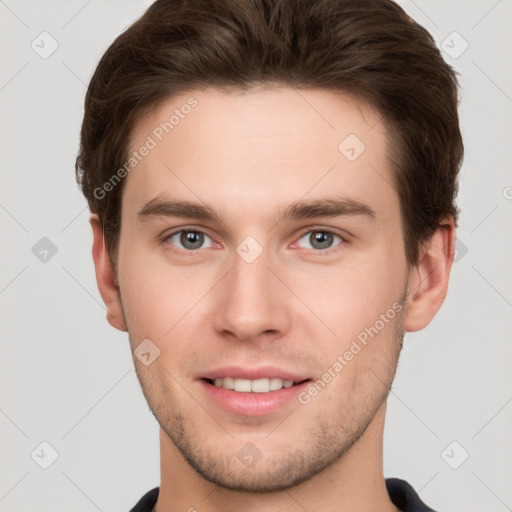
top-left (75, 0), bottom-right (463, 272)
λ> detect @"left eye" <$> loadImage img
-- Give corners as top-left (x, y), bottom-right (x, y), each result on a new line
top-left (296, 230), bottom-right (344, 251)
top-left (165, 230), bottom-right (215, 251)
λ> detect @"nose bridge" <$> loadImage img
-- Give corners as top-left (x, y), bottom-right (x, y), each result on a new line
top-left (214, 236), bottom-right (288, 340)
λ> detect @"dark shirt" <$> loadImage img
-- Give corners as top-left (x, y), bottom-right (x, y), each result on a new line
top-left (129, 477), bottom-right (437, 511)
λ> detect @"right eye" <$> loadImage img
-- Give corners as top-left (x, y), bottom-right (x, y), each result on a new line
top-left (163, 229), bottom-right (216, 252)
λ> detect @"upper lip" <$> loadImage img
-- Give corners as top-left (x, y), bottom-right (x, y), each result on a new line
top-left (200, 366), bottom-right (311, 382)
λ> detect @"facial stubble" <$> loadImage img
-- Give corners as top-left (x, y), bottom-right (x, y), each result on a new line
top-left (119, 279), bottom-right (409, 493)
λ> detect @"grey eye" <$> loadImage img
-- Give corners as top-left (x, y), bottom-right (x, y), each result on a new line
top-left (296, 230), bottom-right (343, 251)
top-left (167, 230), bottom-right (214, 251)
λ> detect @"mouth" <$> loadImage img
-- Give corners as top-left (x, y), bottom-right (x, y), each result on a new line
top-left (198, 370), bottom-right (313, 416)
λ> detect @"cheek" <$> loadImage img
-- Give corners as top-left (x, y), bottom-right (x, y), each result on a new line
top-left (119, 247), bottom-right (216, 342)
top-left (295, 256), bottom-right (400, 337)
top-left (296, 248), bottom-right (406, 377)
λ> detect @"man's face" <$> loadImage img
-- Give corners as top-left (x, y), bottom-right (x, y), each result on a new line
top-left (116, 86), bottom-right (410, 491)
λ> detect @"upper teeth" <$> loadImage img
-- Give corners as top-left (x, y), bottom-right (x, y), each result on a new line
top-left (213, 377), bottom-right (296, 393)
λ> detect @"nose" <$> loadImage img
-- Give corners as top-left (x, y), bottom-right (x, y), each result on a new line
top-left (213, 242), bottom-right (291, 343)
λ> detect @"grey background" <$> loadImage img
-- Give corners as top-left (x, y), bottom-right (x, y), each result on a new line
top-left (1, 0), bottom-right (511, 510)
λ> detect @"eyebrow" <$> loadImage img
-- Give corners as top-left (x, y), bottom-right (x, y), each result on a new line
top-left (137, 196), bottom-right (377, 224)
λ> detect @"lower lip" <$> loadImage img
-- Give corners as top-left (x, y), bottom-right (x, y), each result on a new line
top-left (199, 379), bottom-right (311, 416)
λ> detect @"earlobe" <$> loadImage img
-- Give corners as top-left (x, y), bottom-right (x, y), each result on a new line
top-left (403, 216), bottom-right (456, 332)
top-left (90, 214), bottom-right (127, 332)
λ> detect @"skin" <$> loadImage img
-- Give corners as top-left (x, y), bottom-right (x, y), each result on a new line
top-left (90, 86), bottom-right (455, 512)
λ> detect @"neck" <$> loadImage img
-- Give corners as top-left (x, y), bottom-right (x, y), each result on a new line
top-left (154, 401), bottom-right (400, 512)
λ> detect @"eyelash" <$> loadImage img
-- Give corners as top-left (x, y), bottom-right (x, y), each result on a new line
top-left (161, 227), bottom-right (347, 257)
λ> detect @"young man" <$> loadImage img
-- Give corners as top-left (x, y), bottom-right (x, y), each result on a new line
top-left (76, 0), bottom-right (463, 510)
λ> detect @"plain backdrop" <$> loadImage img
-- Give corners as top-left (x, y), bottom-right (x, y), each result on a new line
top-left (1, 1), bottom-right (511, 511)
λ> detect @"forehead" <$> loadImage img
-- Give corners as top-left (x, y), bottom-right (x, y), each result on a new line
top-left (122, 86), bottom-right (397, 224)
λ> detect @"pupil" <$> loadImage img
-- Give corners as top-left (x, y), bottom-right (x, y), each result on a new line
top-left (312, 231), bottom-right (332, 249)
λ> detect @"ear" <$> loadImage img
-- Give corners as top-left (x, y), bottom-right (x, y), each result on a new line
top-left (404, 216), bottom-right (456, 332)
top-left (90, 214), bottom-right (127, 332)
